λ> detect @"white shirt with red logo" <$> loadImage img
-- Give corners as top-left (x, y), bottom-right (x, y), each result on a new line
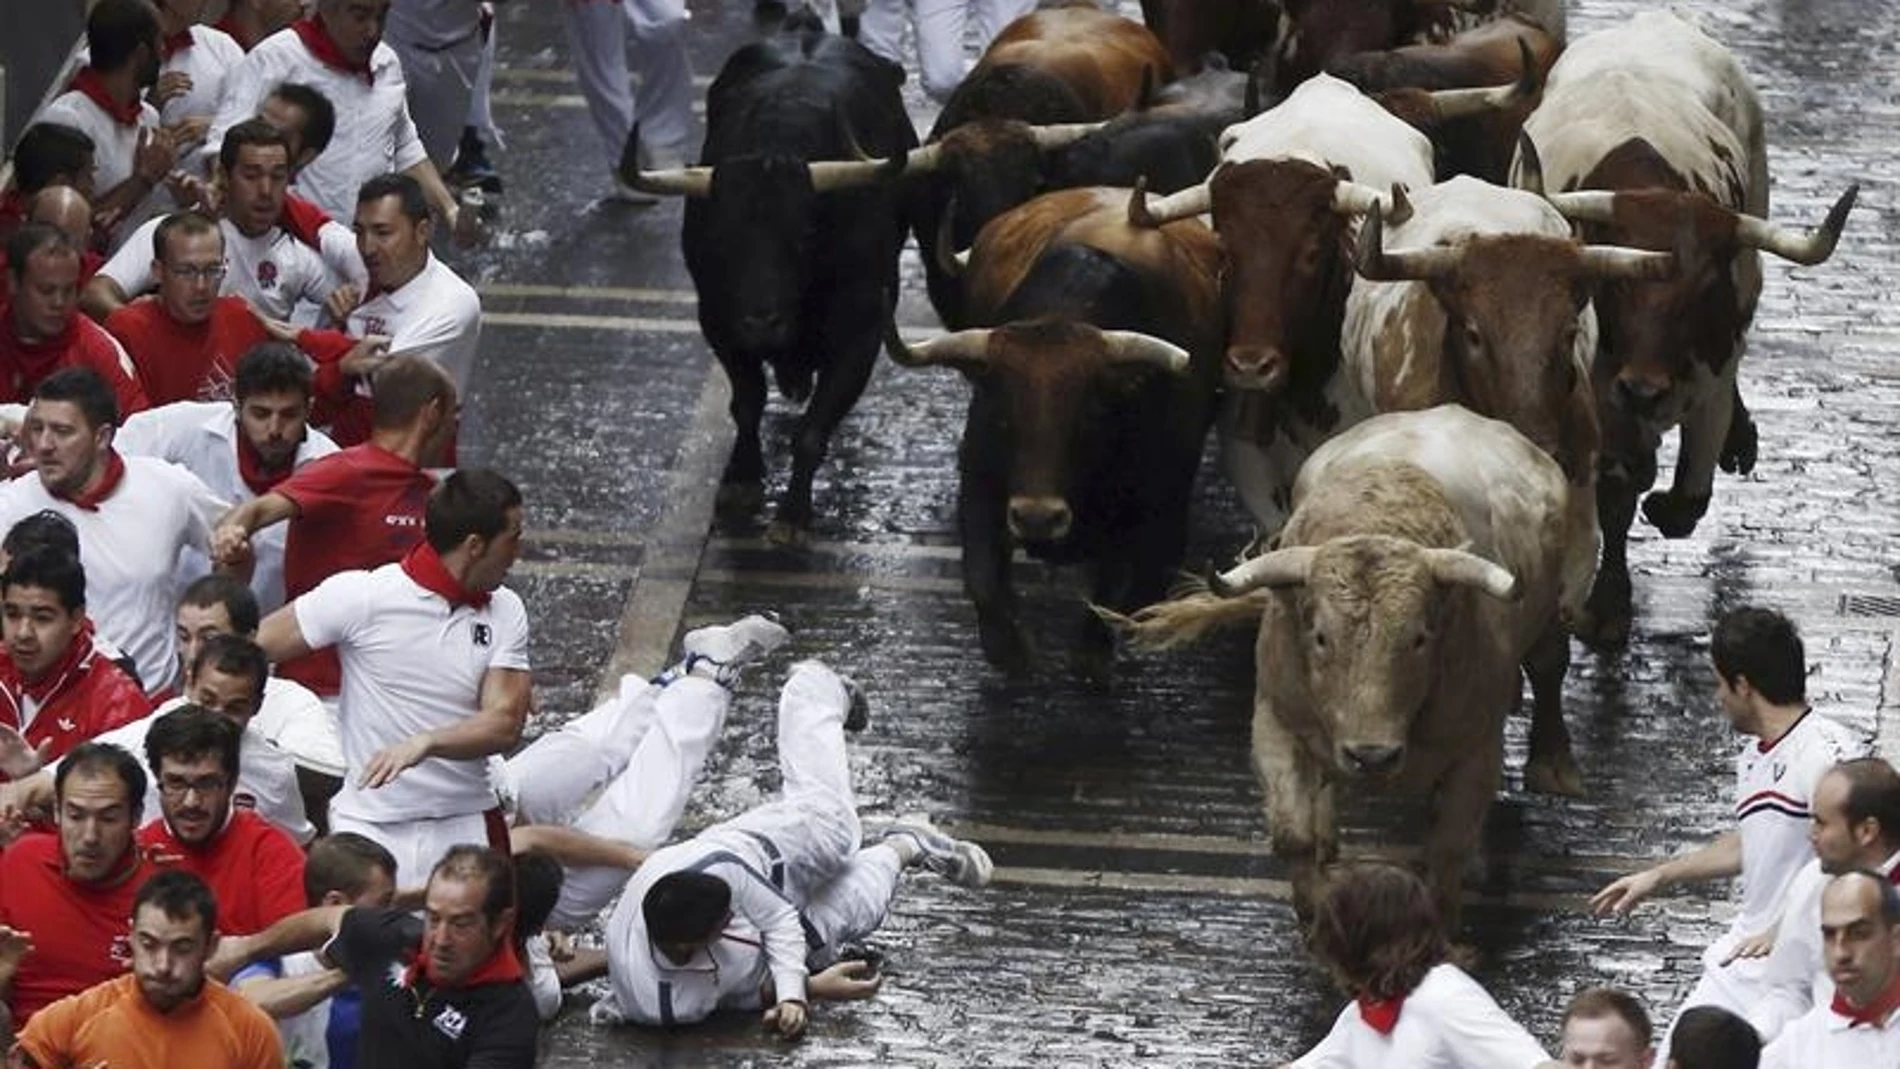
top-left (98, 216), bottom-right (338, 322)
top-left (345, 252), bottom-right (482, 392)
top-left (1733, 712), bottom-right (1870, 935)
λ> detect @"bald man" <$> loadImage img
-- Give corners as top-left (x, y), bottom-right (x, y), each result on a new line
top-left (4, 190), bottom-right (106, 295)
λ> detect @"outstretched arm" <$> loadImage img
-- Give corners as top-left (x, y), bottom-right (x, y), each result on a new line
top-left (1590, 831), bottom-right (1740, 915)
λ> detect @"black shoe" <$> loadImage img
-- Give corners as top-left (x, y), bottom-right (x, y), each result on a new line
top-left (448, 127), bottom-right (503, 194)
top-left (840, 673), bottom-right (871, 734)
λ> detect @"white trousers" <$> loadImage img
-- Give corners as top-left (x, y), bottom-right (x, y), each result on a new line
top-left (466, 11), bottom-right (502, 144)
top-left (802, 843), bottom-right (902, 965)
top-left (858, 0), bottom-right (1037, 102)
top-left (1662, 929), bottom-right (1773, 1052)
top-left (331, 808), bottom-right (498, 888)
top-left (559, 0), bottom-right (696, 167)
top-left (389, 31), bottom-right (486, 170)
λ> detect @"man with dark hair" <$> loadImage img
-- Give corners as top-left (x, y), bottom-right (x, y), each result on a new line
top-left (118, 342), bottom-right (341, 612)
top-left (0, 741), bottom-right (156, 1029)
top-left (212, 354), bottom-right (451, 708)
top-left (1751, 757), bottom-right (1900, 1041)
top-left (37, 0), bottom-right (174, 242)
top-left (137, 706), bottom-right (306, 935)
top-left (1760, 870), bottom-right (1900, 1066)
top-left (1595, 608), bottom-right (1869, 1034)
top-left (11, 869), bottom-right (281, 1068)
top-left (0, 547), bottom-right (149, 765)
top-left (0, 367), bottom-right (225, 693)
top-left (5, 125), bottom-right (99, 208)
top-left (1667, 1007), bottom-right (1761, 1069)
top-left (211, 843), bottom-right (538, 1069)
top-left (255, 83), bottom-right (371, 296)
top-left (311, 173), bottom-right (479, 449)
top-left (0, 225), bottom-right (149, 413)
top-left (1278, 863), bottom-right (1559, 1069)
top-left (1561, 988), bottom-right (1655, 1069)
top-left (252, 469), bottom-right (527, 884)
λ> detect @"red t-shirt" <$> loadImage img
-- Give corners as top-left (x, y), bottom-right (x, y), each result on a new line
top-left (0, 308), bottom-right (148, 416)
top-left (0, 832), bottom-right (155, 1025)
top-left (103, 295), bottom-right (272, 406)
top-left (138, 810), bottom-right (306, 936)
top-left (275, 443), bottom-right (434, 696)
top-left (0, 634), bottom-right (151, 766)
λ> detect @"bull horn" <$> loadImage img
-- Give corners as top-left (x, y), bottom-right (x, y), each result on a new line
top-left (625, 165), bottom-right (715, 198)
top-left (901, 141), bottom-right (946, 175)
top-left (1546, 191), bottom-right (1619, 225)
top-left (883, 323), bottom-right (993, 370)
top-left (1424, 547), bottom-right (1521, 601)
top-left (1516, 130), bottom-right (1544, 198)
top-left (1734, 183), bottom-right (1859, 265)
top-left (1578, 245), bottom-right (1675, 280)
top-left (1132, 181), bottom-right (1212, 227)
top-left (1100, 330), bottom-right (1193, 374)
top-left (1353, 205), bottom-right (1460, 282)
top-left (1424, 49), bottom-right (1538, 122)
top-left (1028, 121), bottom-right (1108, 149)
top-left (1333, 181), bottom-right (1410, 225)
top-left (1209, 545), bottom-right (1317, 597)
top-left (934, 196), bottom-right (965, 277)
top-left (808, 157), bottom-right (902, 193)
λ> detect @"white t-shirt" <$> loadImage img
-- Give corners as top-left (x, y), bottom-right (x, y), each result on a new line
top-left (249, 674), bottom-right (344, 778)
top-left (59, 696), bottom-right (314, 844)
top-left (204, 29), bottom-right (427, 219)
top-left (115, 401), bottom-right (339, 612)
top-left (293, 562), bottom-right (528, 823)
top-left (1291, 965), bottom-right (1552, 1069)
top-left (1734, 712), bottom-right (1869, 934)
top-left (160, 26), bottom-right (247, 127)
top-left (1760, 996), bottom-right (1900, 1069)
top-left (37, 89), bottom-right (164, 242)
top-left (98, 215), bottom-right (338, 323)
top-left (0, 457), bottom-right (226, 694)
top-left (345, 253), bottom-right (482, 392)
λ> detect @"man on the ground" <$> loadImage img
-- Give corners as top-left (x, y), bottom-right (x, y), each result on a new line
top-left (0, 227), bottom-right (149, 414)
top-left (0, 548), bottom-right (149, 767)
top-left (1760, 870), bottom-right (1900, 1067)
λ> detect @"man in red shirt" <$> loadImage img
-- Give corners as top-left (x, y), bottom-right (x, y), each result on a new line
top-left (0, 548), bottom-right (150, 767)
top-left (104, 212), bottom-right (259, 404)
top-left (0, 741), bottom-right (157, 1031)
top-left (0, 226), bottom-right (148, 415)
top-left (136, 705), bottom-right (306, 936)
top-left (212, 354), bottom-right (452, 702)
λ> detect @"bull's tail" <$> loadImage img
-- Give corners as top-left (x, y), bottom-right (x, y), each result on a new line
top-left (1092, 582), bottom-right (1269, 652)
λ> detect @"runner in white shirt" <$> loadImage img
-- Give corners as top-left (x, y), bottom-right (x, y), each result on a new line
top-left (1749, 758), bottom-right (1900, 1042)
top-left (384, 0), bottom-right (490, 170)
top-left (0, 369), bottom-right (228, 696)
top-left (1591, 608), bottom-right (1869, 1035)
top-left (202, 0), bottom-right (465, 229)
top-left (1283, 863), bottom-right (1558, 1069)
top-left (341, 174), bottom-right (481, 394)
top-left (255, 469), bottom-right (530, 884)
top-left (117, 344), bottom-right (340, 612)
top-left (39, 0), bottom-right (174, 244)
top-left (138, 0), bottom-right (244, 145)
top-left (1761, 871), bottom-right (1900, 1069)
top-left (258, 83), bottom-right (373, 296)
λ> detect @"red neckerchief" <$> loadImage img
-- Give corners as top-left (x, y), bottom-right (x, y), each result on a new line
top-left (3, 301), bottom-right (83, 384)
top-left (279, 194), bottom-right (332, 251)
top-left (291, 17), bottom-right (374, 83)
top-left (406, 933), bottom-right (525, 988)
top-left (69, 68), bottom-right (143, 127)
top-left (56, 448), bottom-right (126, 511)
top-left (235, 430), bottom-right (297, 496)
top-left (1356, 995), bottom-right (1403, 1035)
top-left (400, 541), bottom-right (490, 609)
top-left (161, 28), bottom-right (194, 59)
top-left (1831, 970), bottom-right (1900, 1029)
top-left (0, 617), bottom-right (97, 707)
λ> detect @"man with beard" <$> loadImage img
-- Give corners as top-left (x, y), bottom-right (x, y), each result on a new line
top-left (9, 869), bottom-right (281, 1068)
top-left (136, 707), bottom-right (305, 936)
top-left (1761, 871), bottom-right (1900, 1066)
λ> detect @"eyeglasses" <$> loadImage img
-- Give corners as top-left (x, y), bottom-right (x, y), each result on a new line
top-left (157, 773), bottom-right (230, 799)
top-left (165, 262), bottom-right (228, 283)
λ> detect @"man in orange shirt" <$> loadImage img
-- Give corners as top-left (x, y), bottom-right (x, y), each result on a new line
top-left (0, 226), bottom-right (147, 415)
top-left (9, 869), bottom-right (283, 1069)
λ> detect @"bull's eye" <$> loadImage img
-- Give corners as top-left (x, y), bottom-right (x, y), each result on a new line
top-left (1463, 323), bottom-right (1483, 352)
top-left (1312, 629), bottom-right (1327, 650)
top-left (1412, 632), bottom-right (1427, 652)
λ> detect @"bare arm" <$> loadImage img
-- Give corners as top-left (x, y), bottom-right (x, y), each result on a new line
top-left (1591, 831), bottom-right (1742, 915)
top-left (207, 905), bottom-right (350, 982)
top-left (510, 824), bottom-right (648, 871)
top-left (401, 159), bottom-right (462, 233)
top-left (212, 492), bottom-right (300, 567)
top-left (234, 966), bottom-right (350, 1019)
top-left (359, 668), bottom-right (530, 788)
top-left (255, 605), bottom-right (315, 665)
top-left (79, 274), bottom-right (131, 322)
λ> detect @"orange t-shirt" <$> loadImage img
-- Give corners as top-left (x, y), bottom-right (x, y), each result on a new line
top-left (16, 971), bottom-right (283, 1069)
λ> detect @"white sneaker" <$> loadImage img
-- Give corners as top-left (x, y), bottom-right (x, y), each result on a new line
top-left (676, 613), bottom-right (791, 685)
top-left (883, 815), bottom-right (994, 889)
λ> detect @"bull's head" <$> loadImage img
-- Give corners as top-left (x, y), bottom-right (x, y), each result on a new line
top-left (1213, 533), bottom-right (1518, 777)
top-left (885, 320), bottom-right (1190, 544)
top-left (1352, 201), bottom-right (1672, 482)
top-left (1133, 159), bottom-right (1409, 394)
top-left (902, 121), bottom-right (1105, 268)
top-left (1544, 182), bottom-right (1859, 425)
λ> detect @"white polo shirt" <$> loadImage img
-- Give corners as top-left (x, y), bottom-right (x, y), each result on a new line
top-left (1291, 964), bottom-right (1551, 1069)
top-left (1734, 712), bottom-right (1869, 935)
top-left (346, 253), bottom-right (482, 391)
top-left (1761, 994), bottom-right (1900, 1069)
top-left (57, 695), bottom-right (315, 845)
top-left (116, 401), bottom-right (339, 612)
top-left (37, 88), bottom-right (164, 242)
top-left (205, 29), bottom-right (427, 219)
top-left (98, 215), bottom-right (338, 323)
top-left (293, 562), bottom-right (529, 823)
top-left (0, 456), bottom-right (226, 695)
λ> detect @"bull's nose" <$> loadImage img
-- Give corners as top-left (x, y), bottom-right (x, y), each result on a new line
top-left (738, 311), bottom-right (790, 338)
top-left (1342, 743), bottom-right (1405, 775)
top-left (1224, 346), bottom-right (1286, 392)
top-left (1613, 376), bottom-right (1666, 412)
top-left (1007, 497), bottom-right (1072, 542)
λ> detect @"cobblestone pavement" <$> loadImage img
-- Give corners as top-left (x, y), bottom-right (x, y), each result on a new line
top-left (432, 0), bottom-right (1900, 1063)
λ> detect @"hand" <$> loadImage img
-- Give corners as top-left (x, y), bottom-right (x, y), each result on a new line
top-left (0, 723), bottom-right (52, 780)
top-left (360, 733), bottom-right (433, 789)
top-left (0, 926), bottom-right (32, 972)
top-left (254, 314), bottom-right (302, 344)
top-left (1722, 923), bottom-right (1778, 964)
top-left (211, 523), bottom-right (254, 568)
top-left (338, 335), bottom-right (394, 378)
top-left (152, 70), bottom-right (193, 106)
top-left (164, 170), bottom-right (216, 211)
top-left (809, 960), bottom-right (883, 1002)
top-left (164, 117), bottom-right (211, 151)
top-left (133, 126), bottom-right (178, 185)
top-left (324, 285), bottom-right (363, 324)
top-left (762, 999), bottom-right (807, 1039)
top-left (1590, 868), bottom-right (1665, 917)
top-left (547, 932), bottom-right (576, 964)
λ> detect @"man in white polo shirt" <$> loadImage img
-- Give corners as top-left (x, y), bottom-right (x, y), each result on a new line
top-left (116, 343), bottom-right (340, 612)
top-left (1592, 607), bottom-right (1869, 1035)
top-left (255, 468), bottom-right (529, 883)
top-left (1761, 871), bottom-right (1900, 1068)
top-left (202, 0), bottom-right (465, 231)
top-left (0, 367), bottom-right (228, 695)
top-left (149, 0), bottom-right (246, 143)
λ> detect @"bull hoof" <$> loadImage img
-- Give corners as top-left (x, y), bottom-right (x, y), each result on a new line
top-left (1573, 576), bottom-right (1632, 650)
top-left (1719, 415), bottom-right (1758, 476)
top-left (764, 519), bottom-right (812, 549)
top-left (1524, 753), bottom-right (1586, 798)
top-left (1640, 489), bottom-right (1711, 539)
top-left (979, 621), bottom-right (1034, 680)
top-left (715, 480), bottom-right (765, 516)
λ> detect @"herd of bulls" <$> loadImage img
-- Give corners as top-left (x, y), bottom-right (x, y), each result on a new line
top-left (626, 0), bottom-right (1861, 927)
